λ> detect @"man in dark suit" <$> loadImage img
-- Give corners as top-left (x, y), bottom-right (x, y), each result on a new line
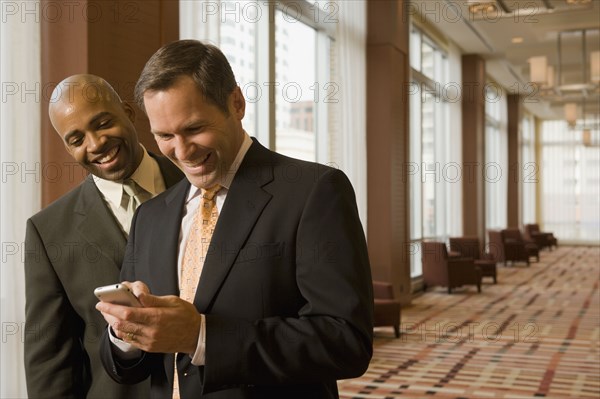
top-left (97, 40), bottom-right (373, 399)
top-left (24, 74), bottom-right (183, 398)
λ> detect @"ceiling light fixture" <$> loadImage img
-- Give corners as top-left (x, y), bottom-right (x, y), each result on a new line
top-left (582, 129), bottom-right (592, 146)
top-left (530, 29), bottom-right (599, 90)
top-left (565, 0), bottom-right (591, 5)
top-left (512, 37), bottom-right (524, 44)
top-left (565, 103), bottom-right (578, 127)
top-left (545, 66), bottom-right (555, 88)
top-left (556, 30), bottom-right (598, 92)
top-left (528, 56), bottom-right (548, 85)
top-left (467, 0), bottom-right (497, 14)
top-left (591, 51), bottom-right (600, 82)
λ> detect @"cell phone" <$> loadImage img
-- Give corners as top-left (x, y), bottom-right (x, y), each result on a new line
top-left (94, 284), bottom-right (142, 307)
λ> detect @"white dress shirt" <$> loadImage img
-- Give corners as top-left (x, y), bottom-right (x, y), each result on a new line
top-left (93, 145), bottom-right (166, 235)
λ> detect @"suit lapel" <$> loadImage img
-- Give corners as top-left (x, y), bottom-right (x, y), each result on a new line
top-left (194, 141), bottom-right (274, 313)
top-left (148, 179), bottom-right (189, 297)
top-left (75, 176), bottom-right (127, 268)
top-left (74, 155), bottom-right (182, 271)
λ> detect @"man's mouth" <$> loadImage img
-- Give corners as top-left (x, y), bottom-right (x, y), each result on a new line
top-left (94, 146), bottom-right (120, 164)
top-left (183, 152), bottom-right (212, 168)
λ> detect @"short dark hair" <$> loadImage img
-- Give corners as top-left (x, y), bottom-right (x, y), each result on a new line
top-left (134, 40), bottom-right (237, 115)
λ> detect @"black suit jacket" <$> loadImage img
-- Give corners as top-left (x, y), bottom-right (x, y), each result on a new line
top-left (100, 139), bottom-right (374, 399)
top-left (24, 154), bottom-right (183, 399)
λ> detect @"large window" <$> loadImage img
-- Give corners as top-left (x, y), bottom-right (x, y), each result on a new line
top-left (540, 120), bottom-right (600, 243)
top-left (409, 26), bottom-right (462, 277)
top-left (181, 0), bottom-right (334, 163)
top-left (274, 10), bottom-right (318, 161)
top-left (484, 83), bottom-right (508, 230)
top-left (181, 0), bottom-right (368, 224)
top-left (521, 113), bottom-right (536, 225)
top-left (218, 4), bottom-right (258, 136)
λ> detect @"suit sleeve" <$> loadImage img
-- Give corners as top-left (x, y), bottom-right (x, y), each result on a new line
top-left (99, 210), bottom-right (161, 385)
top-left (203, 168), bottom-right (374, 392)
top-left (24, 218), bottom-right (86, 398)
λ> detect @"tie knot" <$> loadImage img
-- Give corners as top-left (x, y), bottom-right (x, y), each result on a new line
top-left (123, 179), bottom-right (141, 197)
top-left (201, 185), bottom-right (221, 201)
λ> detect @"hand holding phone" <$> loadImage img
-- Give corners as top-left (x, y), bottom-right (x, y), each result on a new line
top-left (94, 284), bottom-right (142, 307)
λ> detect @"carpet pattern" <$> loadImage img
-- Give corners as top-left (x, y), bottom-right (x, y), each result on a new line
top-left (338, 246), bottom-right (600, 398)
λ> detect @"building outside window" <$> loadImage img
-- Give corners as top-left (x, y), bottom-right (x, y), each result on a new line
top-left (182, 0), bottom-right (335, 164)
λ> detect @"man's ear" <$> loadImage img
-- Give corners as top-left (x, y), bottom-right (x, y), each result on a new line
top-left (229, 86), bottom-right (246, 120)
top-left (122, 102), bottom-right (136, 123)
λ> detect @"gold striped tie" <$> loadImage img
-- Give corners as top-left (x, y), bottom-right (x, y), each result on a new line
top-left (122, 179), bottom-right (151, 234)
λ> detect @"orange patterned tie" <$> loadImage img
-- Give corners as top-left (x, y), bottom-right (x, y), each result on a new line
top-left (173, 185), bottom-right (221, 399)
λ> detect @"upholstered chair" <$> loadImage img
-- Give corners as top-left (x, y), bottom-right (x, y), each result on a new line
top-left (449, 236), bottom-right (498, 284)
top-left (421, 242), bottom-right (482, 294)
top-left (524, 224), bottom-right (558, 250)
top-left (373, 281), bottom-right (401, 338)
top-left (501, 228), bottom-right (539, 265)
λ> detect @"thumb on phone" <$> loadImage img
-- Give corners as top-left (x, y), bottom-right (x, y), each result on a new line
top-left (137, 293), bottom-right (181, 308)
top-left (124, 281), bottom-right (151, 298)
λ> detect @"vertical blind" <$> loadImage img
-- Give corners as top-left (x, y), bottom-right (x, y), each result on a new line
top-left (541, 120), bottom-right (600, 243)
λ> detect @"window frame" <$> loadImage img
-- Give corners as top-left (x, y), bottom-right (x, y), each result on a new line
top-left (409, 25), bottom-right (454, 278)
top-left (259, 1), bottom-right (336, 162)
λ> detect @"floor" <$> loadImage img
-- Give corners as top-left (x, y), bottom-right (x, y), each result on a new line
top-left (338, 246), bottom-right (600, 398)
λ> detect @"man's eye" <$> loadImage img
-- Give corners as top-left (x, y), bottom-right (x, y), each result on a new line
top-left (69, 138), bottom-right (83, 147)
top-left (98, 119), bottom-right (113, 129)
top-left (189, 126), bottom-right (205, 133)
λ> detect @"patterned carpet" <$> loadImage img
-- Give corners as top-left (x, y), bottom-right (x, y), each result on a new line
top-left (338, 246), bottom-right (600, 398)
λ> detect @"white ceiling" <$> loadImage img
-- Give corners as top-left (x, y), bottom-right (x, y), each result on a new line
top-left (411, 0), bottom-right (600, 120)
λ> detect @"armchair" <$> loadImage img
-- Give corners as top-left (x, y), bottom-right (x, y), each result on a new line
top-left (449, 236), bottom-right (498, 284)
top-left (524, 224), bottom-right (558, 250)
top-left (421, 242), bottom-right (482, 294)
top-left (373, 281), bottom-right (401, 338)
top-left (487, 230), bottom-right (505, 263)
top-left (501, 228), bottom-right (539, 265)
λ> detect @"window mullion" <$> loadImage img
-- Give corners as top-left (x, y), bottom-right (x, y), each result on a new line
top-left (256, 1), bottom-right (275, 150)
top-left (315, 31), bottom-right (329, 164)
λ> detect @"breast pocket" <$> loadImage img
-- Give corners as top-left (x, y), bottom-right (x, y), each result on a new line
top-left (235, 242), bottom-right (284, 264)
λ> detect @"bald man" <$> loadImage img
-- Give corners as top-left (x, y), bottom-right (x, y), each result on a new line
top-left (24, 75), bottom-right (183, 398)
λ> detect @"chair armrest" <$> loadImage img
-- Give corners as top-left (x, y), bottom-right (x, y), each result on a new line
top-left (481, 252), bottom-right (495, 261)
top-left (447, 257), bottom-right (475, 270)
top-left (447, 258), bottom-right (481, 280)
top-left (504, 240), bottom-right (524, 249)
top-left (372, 281), bottom-right (394, 300)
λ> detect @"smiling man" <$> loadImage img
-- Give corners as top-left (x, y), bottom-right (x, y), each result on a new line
top-left (24, 74), bottom-right (183, 398)
top-left (97, 40), bottom-right (373, 399)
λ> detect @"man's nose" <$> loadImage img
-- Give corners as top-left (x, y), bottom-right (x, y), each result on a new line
top-left (174, 136), bottom-right (195, 160)
top-left (87, 132), bottom-right (107, 153)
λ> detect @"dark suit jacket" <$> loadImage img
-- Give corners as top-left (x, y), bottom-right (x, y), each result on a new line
top-left (24, 154), bottom-right (183, 399)
top-left (100, 139), bottom-right (374, 399)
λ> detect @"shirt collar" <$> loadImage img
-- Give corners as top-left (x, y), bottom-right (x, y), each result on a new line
top-left (186, 132), bottom-right (253, 203)
top-left (94, 145), bottom-right (161, 206)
